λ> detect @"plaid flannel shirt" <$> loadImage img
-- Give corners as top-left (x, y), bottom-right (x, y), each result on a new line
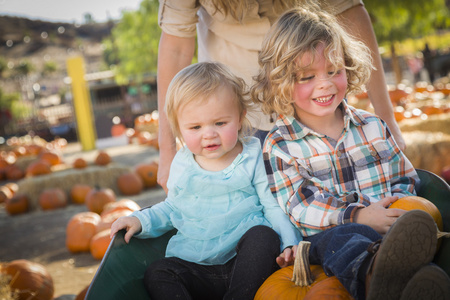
top-left (263, 102), bottom-right (419, 237)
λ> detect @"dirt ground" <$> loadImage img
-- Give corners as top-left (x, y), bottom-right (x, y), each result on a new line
top-left (0, 140), bottom-right (166, 299)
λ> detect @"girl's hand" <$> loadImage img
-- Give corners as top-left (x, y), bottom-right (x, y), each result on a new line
top-left (354, 196), bottom-right (406, 235)
top-left (276, 245), bottom-right (298, 268)
top-left (110, 216), bottom-right (142, 243)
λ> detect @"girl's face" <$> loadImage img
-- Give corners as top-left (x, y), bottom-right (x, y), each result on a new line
top-left (292, 43), bottom-right (347, 126)
top-left (177, 86), bottom-right (244, 171)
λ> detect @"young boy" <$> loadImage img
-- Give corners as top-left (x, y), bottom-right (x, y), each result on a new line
top-left (251, 6), bottom-right (450, 300)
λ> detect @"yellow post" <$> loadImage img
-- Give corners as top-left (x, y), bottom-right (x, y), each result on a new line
top-left (67, 56), bottom-right (96, 151)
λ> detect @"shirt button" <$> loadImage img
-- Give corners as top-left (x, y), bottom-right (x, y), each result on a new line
top-left (336, 150), bottom-right (342, 157)
top-left (370, 149), bottom-right (377, 157)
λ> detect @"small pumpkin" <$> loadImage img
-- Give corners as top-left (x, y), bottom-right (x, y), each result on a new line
top-left (75, 285), bottom-right (90, 300)
top-left (255, 242), bottom-right (353, 300)
top-left (5, 194), bottom-right (29, 215)
top-left (5, 164), bottom-right (25, 181)
top-left (389, 195), bottom-right (447, 250)
top-left (389, 196), bottom-right (443, 231)
top-left (90, 229), bottom-right (112, 260)
top-left (85, 187), bottom-right (116, 214)
top-left (100, 199), bottom-right (141, 217)
top-left (96, 208), bottom-right (133, 233)
top-left (25, 160), bottom-right (51, 177)
top-left (0, 185), bottom-right (13, 203)
top-left (66, 212), bottom-right (101, 253)
top-left (117, 172), bottom-right (144, 195)
top-left (4, 182), bottom-right (19, 194)
top-left (94, 151), bottom-right (111, 166)
top-left (70, 184), bottom-right (93, 204)
top-left (73, 157), bottom-right (88, 169)
top-left (38, 188), bottom-right (68, 210)
top-left (1, 259), bottom-right (54, 300)
top-left (39, 151), bottom-right (62, 166)
top-left (135, 161), bottom-right (159, 188)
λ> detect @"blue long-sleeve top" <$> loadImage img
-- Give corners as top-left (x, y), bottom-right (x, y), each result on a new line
top-left (131, 137), bottom-right (301, 265)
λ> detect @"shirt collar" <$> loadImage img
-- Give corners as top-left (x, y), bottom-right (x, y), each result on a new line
top-left (275, 100), bottom-right (368, 141)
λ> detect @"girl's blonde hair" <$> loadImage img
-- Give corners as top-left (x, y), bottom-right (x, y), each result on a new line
top-left (165, 62), bottom-right (253, 142)
top-left (251, 4), bottom-right (374, 117)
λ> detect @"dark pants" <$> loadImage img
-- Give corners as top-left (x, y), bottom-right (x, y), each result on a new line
top-left (144, 225), bottom-right (280, 300)
top-left (305, 223), bottom-right (382, 300)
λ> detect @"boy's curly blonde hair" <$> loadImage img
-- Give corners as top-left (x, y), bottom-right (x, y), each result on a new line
top-left (165, 62), bottom-right (253, 142)
top-left (251, 4), bottom-right (374, 117)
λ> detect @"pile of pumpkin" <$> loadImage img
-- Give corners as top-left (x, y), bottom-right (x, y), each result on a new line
top-left (0, 136), bottom-right (67, 182)
top-left (66, 197), bottom-right (142, 261)
top-left (1, 145), bottom-right (159, 215)
top-left (127, 111), bottom-right (159, 149)
top-left (350, 80), bottom-right (450, 176)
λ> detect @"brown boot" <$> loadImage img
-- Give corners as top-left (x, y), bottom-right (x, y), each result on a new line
top-left (400, 264), bottom-right (450, 300)
top-left (365, 210), bottom-right (437, 300)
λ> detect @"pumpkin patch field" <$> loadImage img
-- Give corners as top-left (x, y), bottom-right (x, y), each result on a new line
top-left (0, 141), bottom-right (166, 299)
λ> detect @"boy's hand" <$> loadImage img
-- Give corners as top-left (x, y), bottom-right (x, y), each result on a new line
top-left (354, 196), bottom-right (406, 235)
top-left (110, 216), bottom-right (142, 243)
top-left (276, 245), bottom-right (298, 268)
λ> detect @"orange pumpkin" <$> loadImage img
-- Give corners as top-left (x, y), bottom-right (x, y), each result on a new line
top-left (90, 229), bottom-right (112, 260)
top-left (111, 123), bottom-right (126, 137)
top-left (75, 285), bottom-right (90, 300)
top-left (5, 164), bottom-right (25, 181)
top-left (96, 208), bottom-right (133, 233)
top-left (135, 161), bottom-right (159, 188)
top-left (73, 157), bottom-right (88, 169)
top-left (388, 88), bottom-right (409, 103)
top-left (25, 160), bottom-right (51, 177)
top-left (66, 212), bottom-right (101, 253)
top-left (117, 172), bottom-right (144, 195)
top-left (1, 259), bottom-right (54, 300)
top-left (85, 187), bottom-right (116, 214)
top-left (255, 241), bottom-right (353, 300)
top-left (38, 188), bottom-right (68, 210)
top-left (5, 194), bottom-right (29, 215)
top-left (101, 199), bottom-right (141, 217)
top-left (39, 151), bottom-right (62, 166)
top-left (70, 184), bottom-right (93, 204)
top-left (4, 182), bottom-right (19, 194)
top-left (94, 151), bottom-right (112, 166)
top-left (0, 185), bottom-right (13, 203)
top-left (389, 196), bottom-right (443, 231)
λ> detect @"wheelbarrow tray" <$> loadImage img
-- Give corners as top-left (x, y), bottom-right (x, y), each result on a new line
top-left (85, 169), bottom-right (450, 299)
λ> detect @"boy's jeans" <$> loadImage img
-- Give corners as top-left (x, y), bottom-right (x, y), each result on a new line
top-left (304, 223), bottom-right (382, 300)
top-left (144, 225), bottom-right (280, 300)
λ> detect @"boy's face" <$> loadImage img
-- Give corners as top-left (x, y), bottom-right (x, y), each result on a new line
top-left (177, 86), bottom-right (243, 168)
top-left (292, 43), bottom-right (347, 125)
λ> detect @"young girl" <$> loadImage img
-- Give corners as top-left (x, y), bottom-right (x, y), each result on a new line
top-left (110, 62), bottom-right (301, 300)
top-left (251, 6), bottom-right (450, 300)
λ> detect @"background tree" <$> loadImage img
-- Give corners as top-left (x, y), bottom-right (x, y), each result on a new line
top-left (0, 57), bottom-right (7, 79)
top-left (364, 0), bottom-right (450, 84)
top-left (104, 0), bottom-right (160, 85)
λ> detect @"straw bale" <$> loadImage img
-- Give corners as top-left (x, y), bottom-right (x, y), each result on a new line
top-left (399, 113), bottom-right (450, 135)
top-left (17, 164), bottom-right (131, 210)
top-left (402, 131), bottom-right (450, 175)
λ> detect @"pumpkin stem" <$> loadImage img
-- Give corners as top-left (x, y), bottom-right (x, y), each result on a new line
top-left (437, 230), bottom-right (450, 239)
top-left (291, 241), bottom-right (314, 286)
